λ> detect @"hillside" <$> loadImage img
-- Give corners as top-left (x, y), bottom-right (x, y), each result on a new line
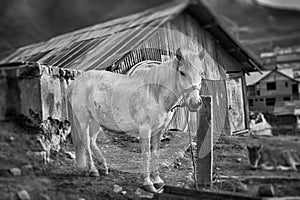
top-left (0, 0), bottom-right (299, 60)
top-left (202, 0), bottom-right (300, 55)
top-left (0, 0), bottom-right (170, 60)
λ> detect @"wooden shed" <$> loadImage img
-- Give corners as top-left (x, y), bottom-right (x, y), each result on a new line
top-left (0, 0), bottom-right (261, 135)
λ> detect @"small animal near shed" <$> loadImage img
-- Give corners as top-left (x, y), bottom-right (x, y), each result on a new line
top-left (0, 0), bottom-right (261, 135)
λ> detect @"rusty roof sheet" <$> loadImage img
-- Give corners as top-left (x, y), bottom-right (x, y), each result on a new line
top-left (0, 0), bottom-right (262, 72)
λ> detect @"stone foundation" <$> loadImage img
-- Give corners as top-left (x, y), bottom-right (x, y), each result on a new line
top-left (0, 62), bottom-right (81, 125)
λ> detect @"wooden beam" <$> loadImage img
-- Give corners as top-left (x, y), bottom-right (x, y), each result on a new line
top-left (196, 96), bottom-right (213, 187)
top-left (217, 175), bottom-right (300, 182)
top-left (241, 73), bottom-right (250, 130)
top-left (154, 186), bottom-right (260, 200)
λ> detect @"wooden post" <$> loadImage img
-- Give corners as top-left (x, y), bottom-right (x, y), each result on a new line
top-left (196, 95), bottom-right (213, 187)
top-left (241, 73), bottom-right (250, 130)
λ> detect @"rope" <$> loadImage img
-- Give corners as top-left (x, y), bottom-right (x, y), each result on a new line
top-left (164, 96), bottom-right (185, 131)
top-left (168, 97), bottom-right (199, 190)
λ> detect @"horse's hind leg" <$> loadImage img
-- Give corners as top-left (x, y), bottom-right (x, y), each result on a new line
top-left (89, 118), bottom-right (109, 174)
top-left (71, 112), bottom-right (87, 170)
top-left (74, 110), bottom-right (99, 177)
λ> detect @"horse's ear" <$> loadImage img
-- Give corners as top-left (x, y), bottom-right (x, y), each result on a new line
top-left (247, 145), bottom-right (251, 151)
top-left (257, 145), bottom-right (263, 151)
top-left (199, 49), bottom-right (205, 60)
top-left (176, 48), bottom-right (183, 61)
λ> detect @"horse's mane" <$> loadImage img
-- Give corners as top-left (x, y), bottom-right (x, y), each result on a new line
top-left (132, 59), bottom-right (179, 103)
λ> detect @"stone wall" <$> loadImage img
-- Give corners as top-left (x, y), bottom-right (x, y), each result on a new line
top-left (0, 62), bottom-right (81, 125)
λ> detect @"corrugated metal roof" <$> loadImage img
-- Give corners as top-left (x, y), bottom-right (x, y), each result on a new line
top-left (0, 0), bottom-right (262, 72)
top-left (246, 68), bottom-right (297, 86)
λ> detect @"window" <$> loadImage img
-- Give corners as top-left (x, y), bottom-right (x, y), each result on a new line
top-left (260, 98), bottom-right (264, 102)
top-left (285, 82), bottom-right (288, 87)
top-left (255, 99), bottom-right (258, 102)
top-left (256, 90), bottom-right (260, 96)
top-left (248, 86), bottom-right (255, 94)
top-left (249, 99), bottom-right (253, 106)
top-left (266, 98), bottom-right (276, 106)
top-left (283, 96), bottom-right (291, 101)
top-left (266, 82), bottom-right (276, 90)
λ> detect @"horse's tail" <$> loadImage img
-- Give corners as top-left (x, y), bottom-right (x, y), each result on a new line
top-left (67, 87), bottom-right (87, 169)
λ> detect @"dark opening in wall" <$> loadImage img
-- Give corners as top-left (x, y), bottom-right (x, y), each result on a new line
top-left (266, 97), bottom-right (276, 106)
top-left (266, 82), bottom-right (276, 90)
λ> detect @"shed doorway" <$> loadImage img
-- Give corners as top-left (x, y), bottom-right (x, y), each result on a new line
top-left (226, 73), bottom-right (246, 134)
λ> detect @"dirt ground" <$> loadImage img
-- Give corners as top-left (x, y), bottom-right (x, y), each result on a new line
top-left (1, 121), bottom-right (300, 200)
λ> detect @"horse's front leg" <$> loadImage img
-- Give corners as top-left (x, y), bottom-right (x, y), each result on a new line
top-left (151, 129), bottom-right (164, 191)
top-left (140, 126), bottom-right (157, 193)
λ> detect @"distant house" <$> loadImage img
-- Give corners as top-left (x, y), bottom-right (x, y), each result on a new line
top-left (246, 68), bottom-right (299, 113)
top-left (260, 45), bottom-right (300, 72)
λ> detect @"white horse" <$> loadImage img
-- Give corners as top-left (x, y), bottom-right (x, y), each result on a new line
top-left (67, 48), bottom-right (205, 192)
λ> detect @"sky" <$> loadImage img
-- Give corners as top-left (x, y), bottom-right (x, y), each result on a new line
top-left (257, 0), bottom-right (300, 9)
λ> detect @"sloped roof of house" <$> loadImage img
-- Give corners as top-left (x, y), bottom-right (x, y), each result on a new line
top-left (0, 0), bottom-right (261, 72)
top-left (246, 68), bottom-right (297, 86)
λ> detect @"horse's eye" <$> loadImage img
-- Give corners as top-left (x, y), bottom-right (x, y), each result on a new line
top-left (180, 71), bottom-right (185, 76)
top-left (176, 54), bottom-right (182, 61)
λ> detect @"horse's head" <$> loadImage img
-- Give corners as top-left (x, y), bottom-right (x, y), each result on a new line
top-left (175, 48), bottom-right (205, 112)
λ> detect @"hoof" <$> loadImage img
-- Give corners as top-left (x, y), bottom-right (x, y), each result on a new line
top-left (104, 167), bottom-right (109, 175)
top-left (143, 184), bottom-right (157, 193)
top-left (89, 170), bottom-right (99, 177)
top-left (98, 164), bottom-right (109, 175)
top-left (154, 182), bottom-right (165, 192)
top-left (99, 166), bottom-right (109, 175)
top-left (100, 169), bottom-right (109, 175)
